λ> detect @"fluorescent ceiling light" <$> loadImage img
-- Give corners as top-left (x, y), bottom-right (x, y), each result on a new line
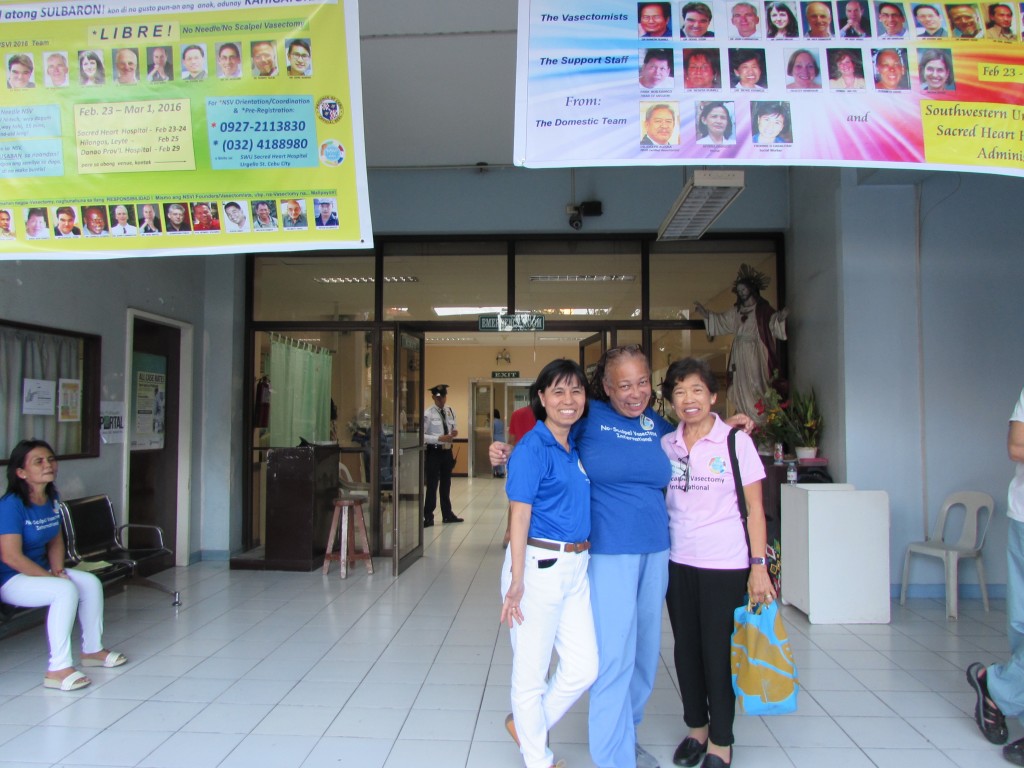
top-left (529, 274), bottom-right (635, 282)
top-left (657, 170), bottom-right (744, 241)
top-left (314, 275), bottom-right (418, 284)
top-left (537, 307), bottom-right (612, 316)
top-left (433, 306), bottom-right (507, 316)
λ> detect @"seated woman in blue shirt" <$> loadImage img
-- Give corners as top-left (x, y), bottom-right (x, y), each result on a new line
top-left (501, 359), bottom-right (597, 768)
top-left (0, 440), bottom-right (126, 691)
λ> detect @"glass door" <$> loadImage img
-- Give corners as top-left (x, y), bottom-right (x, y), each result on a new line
top-left (389, 328), bottom-right (424, 575)
top-left (580, 332), bottom-right (606, 380)
top-left (471, 381), bottom-right (495, 477)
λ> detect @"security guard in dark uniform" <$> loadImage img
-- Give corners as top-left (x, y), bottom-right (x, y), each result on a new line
top-left (423, 384), bottom-right (463, 526)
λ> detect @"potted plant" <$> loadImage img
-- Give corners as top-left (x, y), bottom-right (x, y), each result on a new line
top-left (754, 385), bottom-right (823, 458)
top-left (788, 388), bottom-right (823, 458)
top-left (754, 385), bottom-right (800, 454)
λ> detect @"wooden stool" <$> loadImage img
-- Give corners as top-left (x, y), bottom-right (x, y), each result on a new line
top-left (323, 494), bottom-right (373, 578)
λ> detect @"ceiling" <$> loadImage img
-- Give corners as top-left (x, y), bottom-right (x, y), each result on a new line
top-left (358, 1), bottom-right (518, 168)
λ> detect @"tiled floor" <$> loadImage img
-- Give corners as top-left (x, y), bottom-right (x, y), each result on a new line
top-left (0, 477), bottom-right (1015, 767)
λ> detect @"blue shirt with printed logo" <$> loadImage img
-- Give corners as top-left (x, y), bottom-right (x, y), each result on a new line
top-left (573, 400), bottom-right (673, 554)
top-left (0, 493), bottom-right (62, 586)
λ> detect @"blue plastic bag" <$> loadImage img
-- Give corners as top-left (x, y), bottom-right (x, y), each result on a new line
top-left (730, 599), bottom-right (799, 715)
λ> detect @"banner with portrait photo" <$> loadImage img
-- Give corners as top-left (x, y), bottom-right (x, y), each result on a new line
top-left (514, 0), bottom-right (1024, 176)
top-left (0, 0), bottom-right (371, 260)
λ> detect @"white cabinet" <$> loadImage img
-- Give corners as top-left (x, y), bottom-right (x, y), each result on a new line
top-left (781, 484), bottom-right (891, 624)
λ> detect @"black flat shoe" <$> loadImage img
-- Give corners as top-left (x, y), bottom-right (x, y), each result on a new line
top-left (672, 736), bottom-right (708, 767)
top-left (967, 662), bottom-right (1008, 744)
top-left (443, 515), bottom-right (464, 523)
top-left (423, 519), bottom-right (434, 527)
top-left (700, 747), bottom-right (731, 768)
top-left (1004, 737), bottom-right (1024, 767)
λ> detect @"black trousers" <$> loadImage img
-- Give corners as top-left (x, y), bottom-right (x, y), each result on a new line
top-left (666, 561), bottom-right (748, 747)
top-left (423, 448), bottom-right (454, 521)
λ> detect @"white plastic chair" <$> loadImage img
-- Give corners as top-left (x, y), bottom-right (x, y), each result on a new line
top-left (900, 491), bottom-right (995, 620)
top-left (338, 461), bottom-right (369, 499)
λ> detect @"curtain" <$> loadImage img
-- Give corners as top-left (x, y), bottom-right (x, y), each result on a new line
top-left (0, 327), bottom-right (82, 458)
top-left (268, 336), bottom-right (333, 447)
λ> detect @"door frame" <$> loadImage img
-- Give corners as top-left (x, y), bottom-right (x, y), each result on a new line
top-left (393, 326), bottom-right (424, 576)
top-left (124, 309), bottom-right (194, 566)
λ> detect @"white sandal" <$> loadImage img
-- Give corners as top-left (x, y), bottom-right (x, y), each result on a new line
top-left (81, 650), bottom-right (127, 668)
top-left (43, 670), bottom-right (91, 691)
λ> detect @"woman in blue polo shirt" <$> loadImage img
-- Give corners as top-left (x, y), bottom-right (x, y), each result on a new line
top-left (501, 359), bottom-right (596, 768)
top-left (0, 440), bottom-right (126, 692)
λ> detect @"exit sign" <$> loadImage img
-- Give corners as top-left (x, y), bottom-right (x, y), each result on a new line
top-left (478, 313), bottom-right (546, 332)
top-left (492, 371), bottom-right (520, 379)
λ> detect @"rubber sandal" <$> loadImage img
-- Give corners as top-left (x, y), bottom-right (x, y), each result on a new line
top-left (81, 650), bottom-right (127, 668)
top-left (43, 670), bottom-right (91, 691)
top-left (1004, 737), bottom-right (1024, 767)
top-left (967, 662), bottom-right (1008, 745)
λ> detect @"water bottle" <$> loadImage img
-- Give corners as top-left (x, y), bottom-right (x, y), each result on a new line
top-left (786, 461), bottom-right (798, 485)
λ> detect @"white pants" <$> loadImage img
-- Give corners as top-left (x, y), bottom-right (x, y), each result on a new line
top-left (0, 570), bottom-right (104, 671)
top-left (501, 544), bottom-right (599, 768)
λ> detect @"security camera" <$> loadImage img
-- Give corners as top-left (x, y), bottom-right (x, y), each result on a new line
top-left (568, 208), bottom-right (583, 230)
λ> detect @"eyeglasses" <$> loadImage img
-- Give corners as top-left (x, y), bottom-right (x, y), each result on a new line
top-left (674, 455), bottom-right (690, 492)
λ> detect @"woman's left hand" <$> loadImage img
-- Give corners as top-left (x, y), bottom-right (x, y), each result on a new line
top-left (747, 566), bottom-right (776, 605)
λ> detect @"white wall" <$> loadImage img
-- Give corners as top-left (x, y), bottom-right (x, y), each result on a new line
top-left (785, 168), bottom-right (1023, 596)
top-left (0, 254), bottom-right (244, 563)
top-left (368, 165), bottom-right (790, 235)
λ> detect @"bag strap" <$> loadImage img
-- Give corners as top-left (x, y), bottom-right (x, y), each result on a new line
top-left (728, 427), bottom-right (752, 558)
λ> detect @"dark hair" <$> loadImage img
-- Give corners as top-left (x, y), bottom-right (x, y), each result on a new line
top-left (827, 48), bottom-right (864, 79)
top-left (643, 48), bottom-right (675, 71)
top-left (493, 409), bottom-right (501, 419)
top-left (878, 2), bottom-right (905, 18)
top-left (218, 42), bottom-right (241, 58)
top-left (529, 359), bottom-right (589, 421)
top-left (697, 101), bottom-right (734, 139)
top-left (79, 50), bottom-right (106, 84)
top-left (182, 44), bottom-right (205, 59)
top-left (55, 205), bottom-right (76, 219)
top-left (5, 439), bottom-right (58, 507)
top-left (588, 345), bottom-right (650, 402)
top-left (766, 2), bottom-right (800, 35)
top-left (224, 201), bottom-right (241, 213)
top-left (287, 39), bottom-right (311, 56)
top-left (660, 357), bottom-right (718, 400)
top-left (752, 100), bottom-right (791, 130)
top-left (682, 1), bottom-right (714, 20)
top-left (639, 2), bottom-right (673, 22)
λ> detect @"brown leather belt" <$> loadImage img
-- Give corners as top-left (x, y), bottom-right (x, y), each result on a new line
top-left (527, 537), bottom-right (590, 553)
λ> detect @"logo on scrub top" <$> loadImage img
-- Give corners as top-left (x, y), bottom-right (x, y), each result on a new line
top-left (639, 414), bottom-right (654, 431)
top-left (708, 456), bottom-right (727, 475)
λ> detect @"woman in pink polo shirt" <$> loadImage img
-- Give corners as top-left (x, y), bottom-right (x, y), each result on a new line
top-left (659, 358), bottom-right (775, 768)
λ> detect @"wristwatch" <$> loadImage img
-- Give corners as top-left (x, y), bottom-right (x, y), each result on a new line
top-left (749, 557), bottom-right (767, 566)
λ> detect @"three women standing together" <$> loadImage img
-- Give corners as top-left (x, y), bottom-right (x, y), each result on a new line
top-left (497, 347), bottom-right (769, 768)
